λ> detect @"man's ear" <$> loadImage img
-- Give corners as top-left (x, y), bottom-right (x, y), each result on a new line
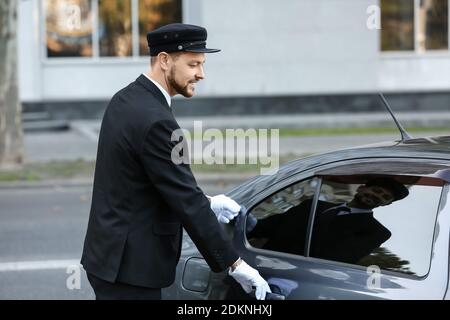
top-left (158, 52), bottom-right (170, 71)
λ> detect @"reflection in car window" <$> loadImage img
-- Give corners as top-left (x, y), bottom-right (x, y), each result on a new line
top-left (246, 178), bottom-right (319, 256)
top-left (310, 175), bottom-right (443, 277)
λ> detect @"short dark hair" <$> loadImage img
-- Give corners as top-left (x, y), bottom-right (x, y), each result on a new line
top-left (150, 52), bottom-right (183, 66)
top-left (365, 177), bottom-right (409, 201)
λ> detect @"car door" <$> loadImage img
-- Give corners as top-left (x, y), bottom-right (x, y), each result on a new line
top-left (227, 160), bottom-right (450, 300)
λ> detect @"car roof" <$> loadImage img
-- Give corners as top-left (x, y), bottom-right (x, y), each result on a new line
top-left (227, 135), bottom-right (450, 202)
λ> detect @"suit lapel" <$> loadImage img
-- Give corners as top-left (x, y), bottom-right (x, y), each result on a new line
top-left (136, 74), bottom-right (172, 112)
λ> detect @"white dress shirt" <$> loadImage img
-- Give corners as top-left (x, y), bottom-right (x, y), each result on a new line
top-left (142, 73), bottom-right (171, 107)
top-left (330, 203), bottom-right (373, 216)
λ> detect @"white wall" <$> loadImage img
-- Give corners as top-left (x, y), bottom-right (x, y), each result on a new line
top-left (40, 60), bottom-right (147, 101)
top-left (198, 0), bottom-right (380, 96)
top-left (17, 0), bottom-right (450, 103)
top-left (379, 54), bottom-right (450, 93)
top-left (18, 0), bottom-right (42, 102)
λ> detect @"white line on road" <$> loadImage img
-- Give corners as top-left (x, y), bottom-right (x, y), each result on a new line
top-left (0, 259), bottom-right (81, 272)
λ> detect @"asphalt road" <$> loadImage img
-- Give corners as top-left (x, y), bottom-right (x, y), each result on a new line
top-left (0, 181), bottom-right (236, 300)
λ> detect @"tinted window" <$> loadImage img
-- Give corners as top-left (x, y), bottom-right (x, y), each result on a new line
top-left (246, 178), bottom-right (319, 256)
top-left (310, 175), bottom-right (442, 277)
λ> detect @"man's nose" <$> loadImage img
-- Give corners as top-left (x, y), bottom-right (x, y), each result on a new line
top-left (196, 66), bottom-right (205, 80)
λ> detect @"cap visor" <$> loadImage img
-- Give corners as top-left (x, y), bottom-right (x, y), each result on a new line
top-left (184, 48), bottom-right (221, 53)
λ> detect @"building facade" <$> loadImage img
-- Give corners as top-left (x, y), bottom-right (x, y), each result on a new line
top-left (17, 0), bottom-right (450, 117)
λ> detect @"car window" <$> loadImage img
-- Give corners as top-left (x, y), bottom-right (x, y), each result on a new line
top-left (310, 175), bottom-right (443, 277)
top-left (245, 177), bottom-right (319, 256)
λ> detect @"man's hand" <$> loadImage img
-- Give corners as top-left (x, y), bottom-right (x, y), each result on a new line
top-left (209, 194), bottom-right (241, 224)
top-left (228, 259), bottom-right (271, 300)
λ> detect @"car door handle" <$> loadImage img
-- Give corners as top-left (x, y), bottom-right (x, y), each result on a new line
top-left (250, 286), bottom-right (286, 300)
top-left (265, 292), bottom-right (286, 300)
top-left (267, 284), bottom-right (286, 300)
top-left (249, 290), bottom-right (286, 300)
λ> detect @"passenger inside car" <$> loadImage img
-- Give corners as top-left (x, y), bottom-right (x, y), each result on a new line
top-left (310, 177), bottom-right (409, 264)
top-left (246, 177), bottom-right (410, 265)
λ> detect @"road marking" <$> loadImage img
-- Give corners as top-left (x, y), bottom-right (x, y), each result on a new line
top-left (0, 259), bottom-right (81, 272)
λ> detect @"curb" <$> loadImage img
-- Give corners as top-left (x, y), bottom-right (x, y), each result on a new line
top-left (0, 179), bottom-right (94, 190)
top-left (70, 112), bottom-right (450, 131)
top-left (172, 112), bottom-right (450, 129)
top-left (0, 174), bottom-right (256, 190)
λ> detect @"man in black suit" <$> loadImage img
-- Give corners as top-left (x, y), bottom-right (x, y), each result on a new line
top-left (246, 177), bottom-right (408, 264)
top-left (311, 178), bottom-right (409, 264)
top-left (81, 23), bottom-right (270, 300)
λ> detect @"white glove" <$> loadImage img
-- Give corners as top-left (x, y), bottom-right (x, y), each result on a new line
top-left (209, 194), bottom-right (241, 224)
top-left (228, 260), bottom-right (271, 300)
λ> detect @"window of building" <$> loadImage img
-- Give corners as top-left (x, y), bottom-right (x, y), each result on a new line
top-left (381, 0), bottom-right (415, 51)
top-left (98, 0), bottom-right (133, 57)
top-left (310, 175), bottom-right (443, 277)
top-left (138, 0), bottom-right (182, 56)
top-left (381, 0), bottom-right (449, 52)
top-left (418, 0), bottom-right (448, 51)
top-left (44, 0), bottom-right (182, 59)
top-left (45, 0), bottom-right (93, 57)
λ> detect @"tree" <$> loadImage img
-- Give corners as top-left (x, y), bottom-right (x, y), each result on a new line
top-left (358, 247), bottom-right (415, 275)
top-left (0, 0), bottom-right (24, 169)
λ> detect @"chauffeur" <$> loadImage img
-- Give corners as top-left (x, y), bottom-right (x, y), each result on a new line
top-left (81, 23), bottom-right (271, 300)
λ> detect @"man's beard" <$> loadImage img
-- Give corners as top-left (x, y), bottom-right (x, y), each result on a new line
top-left (167, 66), bottom-right (194, 98)
top-left (354, 192), bottom-right (379, 209)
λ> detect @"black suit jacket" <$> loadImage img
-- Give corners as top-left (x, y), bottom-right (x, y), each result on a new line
top-left (311, 201), bottom-right (392, 264)
top-left (246, 200), bottom-right (312, 256)
top-left (247, 199), bottom-right (390, 264)
top-left (81, 75), bottom-right (238, 288)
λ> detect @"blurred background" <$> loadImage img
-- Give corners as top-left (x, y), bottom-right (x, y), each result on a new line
top-left (0, 0), bottom-right (449, 299)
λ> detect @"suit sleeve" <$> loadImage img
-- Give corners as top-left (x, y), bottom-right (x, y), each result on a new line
top-left (140, 119), bottom-right (239, 272)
